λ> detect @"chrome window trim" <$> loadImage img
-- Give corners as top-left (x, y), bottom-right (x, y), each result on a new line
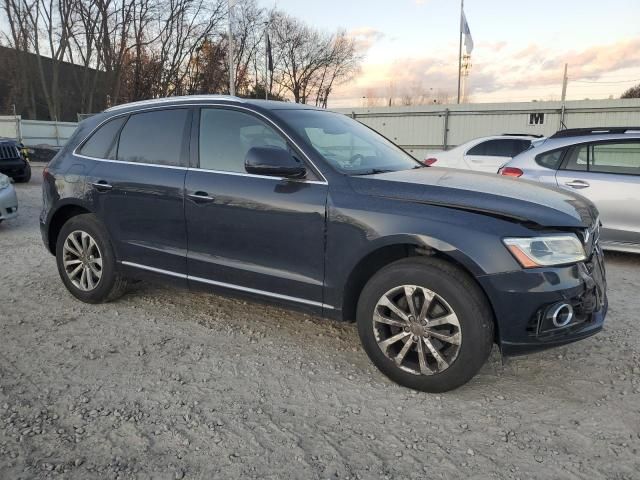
top-left (72, 154), bottom-right (327, 184)
top-left (73, 102), bottom-right (328, 185)
top-left (186, 167), bottom-right (327, 184)
top-left (74, 153), bottom-right (188, 170)
top-left (120, 260), bottom-right (333, 309)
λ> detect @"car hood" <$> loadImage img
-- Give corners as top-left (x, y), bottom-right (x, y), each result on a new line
top-left (348, 167), bottom-right (598, 228)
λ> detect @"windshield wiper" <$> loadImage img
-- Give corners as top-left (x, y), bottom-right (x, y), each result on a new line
top-left (351, 168), bottom-right (395, 176)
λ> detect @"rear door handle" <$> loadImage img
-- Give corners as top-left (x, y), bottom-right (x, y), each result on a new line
top-left (187, 191), bottom-right (215, 203)
top-left (565, 180), bottom-right (590, 189)
top-left (91, 180), bottom-right (113, 192)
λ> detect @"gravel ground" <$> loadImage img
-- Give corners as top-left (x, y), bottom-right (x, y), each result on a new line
top-left (1, 165), bottom-right (639, 480)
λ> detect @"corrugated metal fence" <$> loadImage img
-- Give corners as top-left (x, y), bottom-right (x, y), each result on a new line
top-left (336, 99), bottom-right (640, 159)
top-left (3, 98), bottom-right (640, 154)
top-left (0, 116), bottom-right (77, 147)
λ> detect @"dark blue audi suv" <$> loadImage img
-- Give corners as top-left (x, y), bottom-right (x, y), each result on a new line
top-left (41, 96), bottom-right (607, 392)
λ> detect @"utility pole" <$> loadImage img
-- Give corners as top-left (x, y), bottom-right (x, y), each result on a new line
top-left (560, 63), bottom-right (568, 129)
top-left (228, 0), bottom-right (235, 96)
top-left (457, 0), bottom-right (464, 104)
top-left (561, 63), bottom-right (568, 102)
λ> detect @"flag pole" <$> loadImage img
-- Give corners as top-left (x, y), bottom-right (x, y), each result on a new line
top-left (228, 0), bottom-right (235, 96)
top-left (264, 21), bottom-right (269, 100)
top-left (457, 0), bottom-right (463, 104)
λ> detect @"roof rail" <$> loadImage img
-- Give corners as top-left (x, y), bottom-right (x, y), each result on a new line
top-left (550, 127), bottom-right (640, 138)
top-left (105, 94), bottom-right (244, 112)
top-left (501, 133), bottom-right (544, 138)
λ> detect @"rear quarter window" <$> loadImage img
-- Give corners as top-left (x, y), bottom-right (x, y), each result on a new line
top-left (535, 148), bottom-right (565, 170)
top-left (77, 117), bottom-right (126, 159)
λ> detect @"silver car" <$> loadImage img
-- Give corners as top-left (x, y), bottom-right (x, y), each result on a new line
top-left (500, 127), bottom-right (640, 253)
top-left (0, 173), bottom-right (18, 224)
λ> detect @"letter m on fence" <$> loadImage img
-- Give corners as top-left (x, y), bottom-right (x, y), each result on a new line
top-left (528, 112), bottom-right (545, 125)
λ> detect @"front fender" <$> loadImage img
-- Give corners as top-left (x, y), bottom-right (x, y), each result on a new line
top-left (323, 192), bottom-right (533, 316)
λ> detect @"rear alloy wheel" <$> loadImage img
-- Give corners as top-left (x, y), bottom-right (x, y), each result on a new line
top-left (62, 230), bottom-right (103, 291)
top-left (55, 214), bottom-right (128, 303)
top-left (357, 257), bottom-right (494, 392)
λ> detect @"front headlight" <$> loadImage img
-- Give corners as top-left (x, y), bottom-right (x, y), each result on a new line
top-left (0, 175), bottom-right (10, 190)
top-left (503, 234), bottom-right (586, 268)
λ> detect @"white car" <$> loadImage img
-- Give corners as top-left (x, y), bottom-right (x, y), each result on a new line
top-left (423, 135), bottom-right (544, 173)
top-left (0, 173), bottom-right (18, 224)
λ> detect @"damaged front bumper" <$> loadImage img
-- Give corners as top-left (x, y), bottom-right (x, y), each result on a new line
top-left (478, 245), bottom-right (607, 356)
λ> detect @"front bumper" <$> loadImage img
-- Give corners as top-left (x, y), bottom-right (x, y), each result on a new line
top-left (0, 158), bottom-right (28, 178)
top-left (0, 185), bottom-right (18, 221)
top-left (478, 247), bottom-right (607, 356)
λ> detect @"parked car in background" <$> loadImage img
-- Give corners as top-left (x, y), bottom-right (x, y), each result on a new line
top-left (500, 127), bottom-right (640, 254)
top-left (0, 137), bottom-right (31, 182)
top-left (41, 96), bottom-right (607, 392)
top-left (423, 134), bottom-right (544, 173)
top-left (0, 173), bottom-right (18, 224)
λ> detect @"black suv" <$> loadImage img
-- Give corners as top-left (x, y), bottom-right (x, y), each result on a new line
top-left (0, 137), bottom-right (31, 182)
top-left (41, 96), bottom-right (607, 392)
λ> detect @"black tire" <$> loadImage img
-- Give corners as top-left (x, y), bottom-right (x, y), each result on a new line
top-left (55, 213), bottom-right (127, 303)
top-left (357, 257), bottom-right (494, 393)
top-left (14, 163), bottom-right (31, 183)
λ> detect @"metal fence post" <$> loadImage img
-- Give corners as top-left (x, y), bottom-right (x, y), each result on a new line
top-left (54, 117), bottom-right (61, 147)
top-left (442, 108), bottom-right (450, 150)
top-left (13, 104), bottom-right (22, 143)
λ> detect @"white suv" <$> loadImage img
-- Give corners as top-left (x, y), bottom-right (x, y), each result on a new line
top-left (500, 127), bottom-right (640, 254)
top-left (423, 135), bottom-right (544, 173)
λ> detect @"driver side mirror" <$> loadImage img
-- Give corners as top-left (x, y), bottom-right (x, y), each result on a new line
top-left (244, 146), bottom-right (306, 179)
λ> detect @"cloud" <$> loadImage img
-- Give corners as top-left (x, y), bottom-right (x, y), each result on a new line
top-left (332, 37), bottom-right (640, 104)
top-left (348, 27), bottom-right (385, 52)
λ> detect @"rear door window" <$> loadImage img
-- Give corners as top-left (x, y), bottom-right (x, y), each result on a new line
top-left (117, 109), bottom-right (189, 166)
top-left (561, 142), bottom-right (640, 175)
top-left (78, 117), bottom-right (126, 159)
top-left (467, 139), bottom-right (527, 157)
top-left (562, 145), bottom-right (589, 171)
top-left (591, 142), bottom-right (640, 175)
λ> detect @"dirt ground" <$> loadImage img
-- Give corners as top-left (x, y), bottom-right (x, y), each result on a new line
top-left (1, 165), bottom-right (639, 480)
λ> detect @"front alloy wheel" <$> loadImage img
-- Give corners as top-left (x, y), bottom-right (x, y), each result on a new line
top-left (356, 257), bottom-right (494, 392)
top-left (63, 230), bottom-right (103, 291)
top-left (374, 285), bottom-right (461, 375)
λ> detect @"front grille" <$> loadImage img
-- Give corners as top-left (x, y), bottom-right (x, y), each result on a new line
top-left (0, 144), bottom-right (20, 160)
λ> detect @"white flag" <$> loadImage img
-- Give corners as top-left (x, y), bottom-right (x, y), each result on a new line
top-left (461, 11), bottom-right (474, 54)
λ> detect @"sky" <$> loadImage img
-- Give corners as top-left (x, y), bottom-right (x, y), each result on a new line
top-left (262, 0), bottom-right (640, 107)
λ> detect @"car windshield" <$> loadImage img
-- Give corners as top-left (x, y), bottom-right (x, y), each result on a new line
top-left (275, 109), bottom-right (421, 175)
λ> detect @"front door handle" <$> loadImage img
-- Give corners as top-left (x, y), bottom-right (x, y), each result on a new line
top-left (565, 180), bottom-right (590, 189)
top-left (188, 191), bottom-right (215, 203)
top-left (91, 180), bottom-right (113, 192)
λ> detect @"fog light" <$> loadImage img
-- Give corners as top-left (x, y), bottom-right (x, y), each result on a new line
top-left (548, 303), bottom-right (574, 328)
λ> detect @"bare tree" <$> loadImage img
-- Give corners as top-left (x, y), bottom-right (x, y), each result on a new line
top-left (3, 0), bottom-right (75, 119)
top-left (1, 0), bottom-right (362, 118)
top-left (311, 30), bottom-right (360, 108)
top-left (268, 11), bottom-right (360, 106)
top-left (2, 0), bottom-right (38, 116)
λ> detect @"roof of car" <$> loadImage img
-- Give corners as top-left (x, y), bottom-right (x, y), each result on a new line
top-left (533, 131), bottom-right (640, 151)
top-left (105, 95), bottom-right (322, 113)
